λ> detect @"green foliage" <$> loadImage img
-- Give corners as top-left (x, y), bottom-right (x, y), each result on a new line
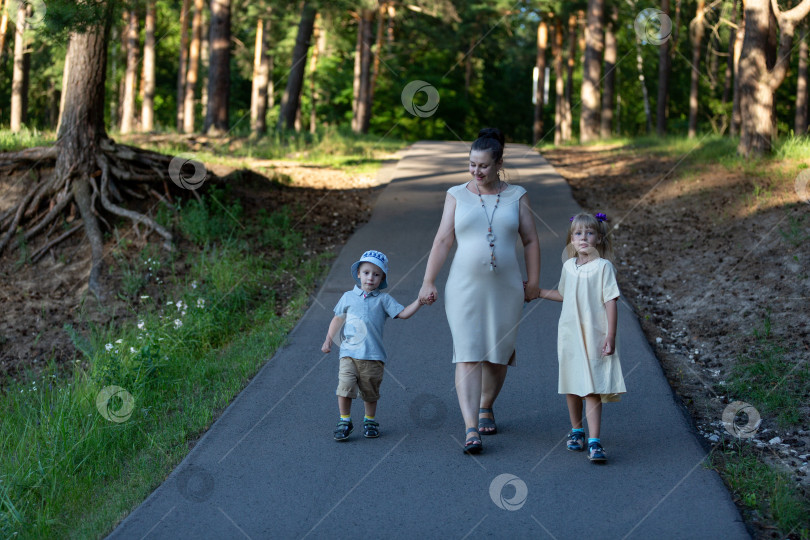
top-left (178, 186), bottom-right (244, 244)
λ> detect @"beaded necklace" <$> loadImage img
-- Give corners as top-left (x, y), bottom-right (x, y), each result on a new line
top-left (473, 180), bottom-right (503, 271)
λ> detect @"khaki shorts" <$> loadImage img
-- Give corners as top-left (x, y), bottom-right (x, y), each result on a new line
top-left (336, 357), bottom-right (384, 402)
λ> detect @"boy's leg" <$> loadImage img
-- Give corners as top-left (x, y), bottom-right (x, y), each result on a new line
top-left (584, 395), bottom-right (602, 439)
top-left (338, 396), bottom-right (353, 417)
top-left (335, 357), bottom-right (360, 441)
top-left (363, 400), bottom-right (378, 418)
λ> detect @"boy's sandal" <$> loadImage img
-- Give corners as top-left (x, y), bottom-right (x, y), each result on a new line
top-left (463, 427), bottom-right (483, 454)
top-left (363, 419), bottom-right (380, 438)
top-left (334, 420), bottom-right (353, 441)
top-left (566, 430), bottom-right (586, 452)
top-left (588, 441), bottom-right (607, 463)
top-left (478, 407), bottom-right (497, 435)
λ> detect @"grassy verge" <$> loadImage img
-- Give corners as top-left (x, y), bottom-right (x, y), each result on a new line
top-left (0, 185), bottom-right (329, 537)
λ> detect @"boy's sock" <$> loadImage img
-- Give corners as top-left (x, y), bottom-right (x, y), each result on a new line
top-left (588, 437), bottom-right (600, 445)
top-left (340, 414), bottom-right (351, 422)
top-left (364, 415), bottom-right (375, 422)
top-left (572, 428), bottom-right (585, 434)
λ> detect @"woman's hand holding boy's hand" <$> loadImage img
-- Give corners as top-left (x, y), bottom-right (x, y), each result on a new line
top-left (419, 283), bottom-right (438, 305)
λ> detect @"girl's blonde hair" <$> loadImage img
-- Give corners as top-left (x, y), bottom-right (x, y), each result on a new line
top-left (566, 212), bottom-right (614, 261)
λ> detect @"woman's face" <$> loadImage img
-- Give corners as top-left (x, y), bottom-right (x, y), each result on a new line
top-left (469, 150), bottom-right (501, 184)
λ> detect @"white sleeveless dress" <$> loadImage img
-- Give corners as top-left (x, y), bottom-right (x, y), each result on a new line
top-left (445, 183), bottom-right (526, 365)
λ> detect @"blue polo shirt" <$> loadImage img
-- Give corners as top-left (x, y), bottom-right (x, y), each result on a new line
top-left (334, 285), bottom-right (404, 362)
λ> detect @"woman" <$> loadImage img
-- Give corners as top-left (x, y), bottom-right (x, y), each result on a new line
top-left (419, 128), bottom-right (541, 454)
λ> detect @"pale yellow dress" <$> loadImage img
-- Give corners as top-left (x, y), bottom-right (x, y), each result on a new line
top-left (445, 183), bottom-right (526, 365)
top-left (557, 257), bottom-right (626, 400)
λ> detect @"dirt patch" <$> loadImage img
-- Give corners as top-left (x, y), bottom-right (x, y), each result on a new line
top-left (543, 144), bottom-right (809, 533)
top-left (0, 159), bottom-right (395, 384)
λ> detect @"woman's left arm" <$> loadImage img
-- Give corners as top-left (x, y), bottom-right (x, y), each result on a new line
top-left (518, 193), bottom-right (541, 302)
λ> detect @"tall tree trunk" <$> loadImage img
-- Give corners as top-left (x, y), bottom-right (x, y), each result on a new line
top-left (57, 41), bottom-right (71, 133)
top-left (351, 11), bottom-right (362, 131)
top-left (533, 20), bottom-right (548, 144)
top-left (580, 0), bottom-right (603, 142)
top-left (141, 0), bottom-right (156, 132)
top-left (183, 0), bottom-right (204, 133)
top-left (205, 0), bottom-right (231, 135)
top-left (731, 0), bottom-right (745, 135)
top-left (251, 18), bottom-right (271, 136)
top-left (657, 0), bottom-right (672, 135)
top-left (352, 9), bottom-right (373, 133)
top-left (278, 2), bottom-right (316, 131)
top-left (369, 5), bottom-right (384, 110)
top-left (201, 19), bottom-right (209, 114)
top-left (10, 2), bottom-right (29, 132)
top-left (738, 0), bottom-right (810, 155)
top-left (121, 8), bottom-right (139, 134)
top-left (722, 0), bottom-right (737, 105)
top-left (562, 13), bottom-right (577, 142)
top-left (0, 0), bottom-right (9, 66)
top-left (687, 0), bottom-right (706, 138)
top-left (635, 35), bottom-right (653, 134)
top-left (176, 0), bottom-right (191, 131)
top-left (554, 19), bottom-right (564, 145)
top-left (309, 15), bottom-right (324, 134)
top-left (795, 25), bottom-right (808, 135)
top-left (267, 52), bottom-right (275, 110)
top-left (601, 4), bottom-right (617, 138)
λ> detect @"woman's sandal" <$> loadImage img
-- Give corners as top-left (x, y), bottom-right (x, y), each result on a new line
top-left (478, 407), bottom-right (497, 435)
top-left (463, 427), bottom-right (483, 454)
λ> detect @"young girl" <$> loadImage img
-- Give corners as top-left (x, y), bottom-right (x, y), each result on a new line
top-left (539, 212), bottom-right (626, 463)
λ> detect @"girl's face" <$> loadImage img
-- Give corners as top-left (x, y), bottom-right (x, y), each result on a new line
top-left (357, 262), bottom-right (384, 293)
top-left (572, 226), bottom-right (600, 259)
top-left (469, 150), bottom-right (501, 184)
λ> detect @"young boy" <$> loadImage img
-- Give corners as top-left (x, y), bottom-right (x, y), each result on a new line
top-left (321, 250), bottom-right (423, 441)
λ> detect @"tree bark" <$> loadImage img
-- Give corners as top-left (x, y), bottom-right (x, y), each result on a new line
top-left (722, 0), bottom-right (738, 105)
top-left (731, 0), bottom-right (744, 135)
top-left (533, 20), bottom-right (548, 144)
top-left (176, 0), bottom-right (191, 131)
top-left (141, 0), bottom-right (156, 132)
top-left (738, 0), bottom-right (810, 155)
top-left (278, 2), bottom-right (316, 131)
top-left (554, 18), bottom-right (564, 145)
top-left (0, 0), bottom-right (9, 66)
top-left (10, 2), bottom-right (29, 132)
top-left (121, 8), bottom-right (140, 134)
top-left (204, 0), bottom-right (231, 135)
top-left (635, 35), bottom-right (653, 134)
top-left (250, 18), bottom-right (271, 136)
top-left (688, 0), bottom-right (706, 138)
top-left (309, 15), bottom-right (325, 134)
top-left (580, 0), bottom-right (603, 142)
top-left (601, 4), bottom-right (617, 138)
top-left (369, 5), bottom-right (384, 112)
top-left (795, 26), bottom-right (808, 135)
top-left (183, 0), bottom-right (204, 133)
top-left (657, 0), bottom-right (672, 135)
top-left (352, 9), bottom-right (373, 133)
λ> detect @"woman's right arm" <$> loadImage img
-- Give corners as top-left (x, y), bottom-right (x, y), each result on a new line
top-left (419, 193), bottom-right (456, 304)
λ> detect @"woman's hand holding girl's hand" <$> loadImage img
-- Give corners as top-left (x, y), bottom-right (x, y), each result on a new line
top-left (419, 283), bottom-right (438, 305)
top-left (523, 281), bottom-right (541, 303)
top-left (601, 336), bottom-right (615, 356)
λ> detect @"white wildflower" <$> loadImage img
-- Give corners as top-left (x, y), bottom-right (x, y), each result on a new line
top-left (137, 321), bottom-right (145, 330)
top-left (140, 295), bottom-right (150, 300)
top-left (197, 298), bottom-right (205, 309)
top-left (105, 343), bottom-right (113, 351)
top-left (174, 319), bottom-right (183, 329)
top-left (130, 347), bottom-right (136, 353)
top-left (115, 339), bottom-right (123, 344)
top-left (191, 280), bottom-right (198, 289)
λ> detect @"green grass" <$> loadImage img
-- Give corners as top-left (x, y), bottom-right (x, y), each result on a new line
top-left (0, 128), bottom-right (55, 151)
top-left (712, 443), bottom-right (810, 539)
top-left (0, 187), bottom-right (330, 538)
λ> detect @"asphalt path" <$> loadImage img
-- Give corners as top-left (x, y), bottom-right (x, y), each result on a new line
top-left (110, 141), bottom-right (749, 539)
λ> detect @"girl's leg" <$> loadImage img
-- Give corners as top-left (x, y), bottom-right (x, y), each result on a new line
top-left (363, 400), bottom-right (378, 418)
top-left (584, 395), bottom-right (602, 439)
top-left (566, 394), bottom-right (584, 428)
top-left (338, 396), bottom-right (352, 417)
top-left (455, 362), bottom-right (483, 435)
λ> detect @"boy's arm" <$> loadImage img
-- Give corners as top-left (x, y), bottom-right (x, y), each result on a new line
top-left (321, 315), bottom-right (345, 353)
top-left (602, 298), bottom-right (618, 356)
top-left (538, 288), bottom-right (563, 302)
top-left (395, 298), bottom-right (423, 320)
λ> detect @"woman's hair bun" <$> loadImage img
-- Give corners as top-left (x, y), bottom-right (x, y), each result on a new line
top-left (477, 127), bottom-right (505, 147)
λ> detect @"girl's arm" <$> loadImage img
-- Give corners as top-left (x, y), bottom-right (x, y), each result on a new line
top-left (518, 193), bottom-right (541, 302)
top-left (419, 193), bottom-right (456, 304)
top-left (321, 315), bottom-right (345, 353)
top-left (395, 298), bottom-right (423, 320)
top-left (602, 298), bottom-right (618, 356)
top-left (538, 288), bottom-right (563, 302)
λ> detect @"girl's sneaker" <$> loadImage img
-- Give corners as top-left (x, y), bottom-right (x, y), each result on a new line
top-left (588, 441), bottom-right (607, 463)
top-left (566, 430), bottom-right (586, 451)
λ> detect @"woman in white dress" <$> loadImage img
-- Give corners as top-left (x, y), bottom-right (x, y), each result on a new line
top-left (419, 128), bottom-right (541, 454)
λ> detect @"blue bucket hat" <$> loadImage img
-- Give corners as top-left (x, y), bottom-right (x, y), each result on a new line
top-left (351, 250), bottom-right (389, 290)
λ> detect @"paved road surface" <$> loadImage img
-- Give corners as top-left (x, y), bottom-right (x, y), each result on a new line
top-left (110, 141), bottom-right (748, 539)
